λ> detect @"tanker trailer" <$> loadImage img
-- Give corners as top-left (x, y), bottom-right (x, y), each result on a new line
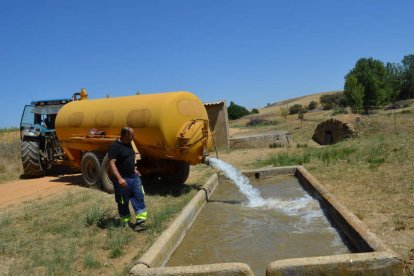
top-left (55, 90), bottom-right (212, 193)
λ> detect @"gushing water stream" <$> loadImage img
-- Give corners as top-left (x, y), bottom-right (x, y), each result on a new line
top-left (207, 157), bottom-right (266, 207)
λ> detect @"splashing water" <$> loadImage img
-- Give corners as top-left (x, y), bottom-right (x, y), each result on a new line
top-left (207, 158), bottom-right (325, 223)
top-left (208, 158), bottom-right (265, 207)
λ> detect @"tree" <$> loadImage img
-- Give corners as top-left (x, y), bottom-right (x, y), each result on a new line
top-left (298, 108), bottom-right (305, 128)
top-left (385, 62), bottom-right (403, 100)
top-left (289, 104), bottom-right (303, 115)
top-left (400, 54), bottom-right (414, 99)
top-left (250, 108), bottom-right (259, 114)
top-left (227, 101), bottom-right (250, 120)
top-left (344, 57), bottom-right (393, 112)
top-left (280, 107), bottom-right (288, 119)
top-left (344, 75), bottom-right (364, 114)
top-left (320, 93), bottom-right (347, 110)
top-left (308, 101), bottom-right (318, 110)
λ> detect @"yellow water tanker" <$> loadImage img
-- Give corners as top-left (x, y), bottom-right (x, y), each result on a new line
top-left (55, 90), bottom-right (212, 192)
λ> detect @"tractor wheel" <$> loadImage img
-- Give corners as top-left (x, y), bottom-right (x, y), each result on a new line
top-left (81, 152), bottom-right (104, 187)
top-left (21, 140), bottom-right (45, 177)
top-left (100, 154), bottom-right (114, 194)
top-left (160, 160), bottom-right (190, 186)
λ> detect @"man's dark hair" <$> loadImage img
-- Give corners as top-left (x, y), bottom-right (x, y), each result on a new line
top-left (120, 127), bottom-right (131, 138)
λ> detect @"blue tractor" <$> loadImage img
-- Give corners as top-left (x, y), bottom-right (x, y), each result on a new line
top-left (20, 94), bottom-right (80, 177)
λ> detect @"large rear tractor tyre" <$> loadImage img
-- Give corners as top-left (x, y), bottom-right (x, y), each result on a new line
top-left (81, 152), bottom-right (104, 187)
top-left (160, 160), bottom-right (190, 186)
top-left (100, 154), bottom-right (114, 194)
top-left (21, 140), bottom-right (45, 177)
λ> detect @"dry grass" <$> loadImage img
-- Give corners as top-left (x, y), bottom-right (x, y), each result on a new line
top-left (0, 181), bottom-right (200, 275)
top-left (259, 90), bottom-right (340, 115)
top-left (0, 131), bottom-right (22, 183)
top-left (1, 102), bottom-right (414, 274)
top-left (235, 109), bottom-right (414, 275)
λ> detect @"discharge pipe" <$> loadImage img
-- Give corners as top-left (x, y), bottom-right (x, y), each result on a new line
top-left (202, 155), bottom-right (211, 165)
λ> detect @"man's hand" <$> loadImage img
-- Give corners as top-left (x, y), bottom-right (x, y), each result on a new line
top-left (118, 178), bottom-right (127, 187)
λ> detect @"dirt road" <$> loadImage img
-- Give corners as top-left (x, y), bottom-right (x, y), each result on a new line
top-left (0, 174), bottom-right (85, 209)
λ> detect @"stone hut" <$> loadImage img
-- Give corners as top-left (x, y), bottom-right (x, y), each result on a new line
top-left (312, 118), bottom-right (356, 145)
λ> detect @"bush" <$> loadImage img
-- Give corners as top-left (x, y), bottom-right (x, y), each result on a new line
top-left (308, 101), bottom-right (318, 110)
top-left (289, 104), bottom-right (303, 115)
top-left (332, 107), bottom-right (348, 115)
top-left (246, 117), bottom-right (278, 127)
top-left (320, 93), bottom-right (347, 110)
top-left (250, 108), bottom-right (259, 114)
top-left (227, 101), bottom-right (250, 120)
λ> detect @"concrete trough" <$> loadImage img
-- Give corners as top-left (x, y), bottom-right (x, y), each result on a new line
top-left (131, 166), bottom-right (402, 276)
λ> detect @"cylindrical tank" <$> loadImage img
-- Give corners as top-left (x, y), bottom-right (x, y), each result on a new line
top-left (55, 91), bottom-right (212, 165)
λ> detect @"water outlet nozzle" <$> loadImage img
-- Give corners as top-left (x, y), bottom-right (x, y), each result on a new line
top-left (202, 156), bottom-right (211, 165)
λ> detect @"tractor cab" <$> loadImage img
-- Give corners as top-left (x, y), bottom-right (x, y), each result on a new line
top-left (20, 98), bottom-right (72, 139)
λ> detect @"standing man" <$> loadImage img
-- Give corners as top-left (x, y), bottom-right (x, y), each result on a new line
top-left (108, 127), bottom-right (148, 231)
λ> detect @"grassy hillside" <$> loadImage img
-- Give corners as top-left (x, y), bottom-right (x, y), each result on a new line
top-left (224, 100), bottom-right (414, 275)
top-left (0, 94), bottom-right (413, 274)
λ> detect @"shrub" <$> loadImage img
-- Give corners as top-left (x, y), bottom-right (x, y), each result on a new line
top-left (280, 107), bottom-right (288, 119)
top-left (308, 101), bottom-right (318, 110)
top-left (332, 107), bottom-right (348, 115)
top-left (227, 101), bottom-right (250, 120)
top-left (289, 104), bottom-right (303, 115)
top-left (320, 92), bottom-right (347, 110)
top-left (246, 117), bottom-right (278, 127)
top-left (250, 108), bottom-right (259, 114)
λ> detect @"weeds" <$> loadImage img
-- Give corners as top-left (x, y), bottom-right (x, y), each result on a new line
top-left (83, 254), bottom-right (102, 269)
top-left (246, 118), bottom-right (279, 127)
top-left (85, 205), bottom-right (110, 227)
top-left (296, 143), bottom-right (308, 148)
top-left (106, 226), bottom-right (132, 258)
top-left (262, 151), bottom-right (312, 166)
top-left (0, 132), bottom-right (22, 183)
top-left (149, 200), bottom-right (189, 235)
top-left (269, 142), bottom-right (284, 148)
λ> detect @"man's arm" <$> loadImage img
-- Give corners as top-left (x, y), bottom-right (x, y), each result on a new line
top-left (109, 159), bottom-right (127, 187)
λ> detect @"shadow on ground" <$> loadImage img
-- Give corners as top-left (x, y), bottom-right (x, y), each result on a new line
top-left (142, 178), bottom-right (200, 197)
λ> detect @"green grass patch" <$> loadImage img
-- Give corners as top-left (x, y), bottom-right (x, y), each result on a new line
top-left (261, 143), bottom-right (358, 167)
top-left (83, 254), bottom-right (102, 269)
top-left (106, 226), bottom-right (133, 258)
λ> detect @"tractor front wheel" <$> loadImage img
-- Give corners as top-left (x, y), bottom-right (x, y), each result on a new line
top-left (21, 140), bottom-right (45, 177)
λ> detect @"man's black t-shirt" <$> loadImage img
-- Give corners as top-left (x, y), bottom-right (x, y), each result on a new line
top-left (108, 140), bottom-right (135, 178)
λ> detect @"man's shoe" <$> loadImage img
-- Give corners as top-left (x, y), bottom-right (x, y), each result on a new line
top-left (133, 219), bottom-right (147, 232)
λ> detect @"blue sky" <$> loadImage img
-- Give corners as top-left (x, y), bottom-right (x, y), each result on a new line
top-left (0, 0), bottom-right (413, 127)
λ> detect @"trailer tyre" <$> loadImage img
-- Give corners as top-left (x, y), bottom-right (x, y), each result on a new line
top-left (101, 154), bottom-right (114, 194)
top-left (81, 152), bottom-right (103, 187)
top-left (21, 140), bottom-right (45, 177)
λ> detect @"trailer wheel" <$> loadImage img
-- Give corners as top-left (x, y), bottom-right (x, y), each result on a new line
top-left (81, 152), bottom-right (103, 187)
top-left (21, 140), bottom-right (45, 177)
top-left (101, 154), bottom-right (114, 194)
top-left (160, 160), bottom-right (190, 186)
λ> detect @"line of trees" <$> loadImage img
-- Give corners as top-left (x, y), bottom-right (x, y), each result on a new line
top-left (344, 54), bottom-right (414, 113)
top-left (227, 101), bottom-right (259, 120)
